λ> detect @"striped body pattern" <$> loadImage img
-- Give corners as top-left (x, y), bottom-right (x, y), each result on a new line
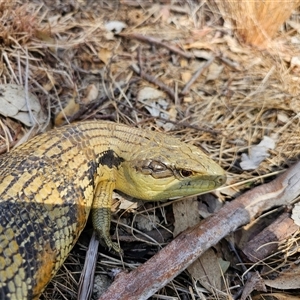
top-left (0, 121), bottom-right (226, 299)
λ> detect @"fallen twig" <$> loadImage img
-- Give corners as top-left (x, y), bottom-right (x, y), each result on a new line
top-left (78, 232), bottom-right (99, 300)
top-left (99, 161), bottom-right (300, 300)
top-left (118, 33), bottom-right (194, 59)
top-left (131, 63), bottom-right (176, 100)
top-left (241, 212), bottom-right (299, 262)
top-left (181, 56), bottom-right (215, 95)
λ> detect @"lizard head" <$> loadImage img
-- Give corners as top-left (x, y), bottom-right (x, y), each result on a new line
top-left (115, 132), bottom-right (226, 201)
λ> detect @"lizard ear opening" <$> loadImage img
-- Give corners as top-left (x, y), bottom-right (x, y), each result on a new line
top-left (135, 160), bottom-right (174, 178)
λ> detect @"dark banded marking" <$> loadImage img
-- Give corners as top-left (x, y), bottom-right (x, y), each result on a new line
top-left (97, 150), bottom-right (124, 169)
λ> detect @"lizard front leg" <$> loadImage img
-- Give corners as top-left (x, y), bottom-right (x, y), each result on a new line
top-left (92, 180), bottom-right (121, 253)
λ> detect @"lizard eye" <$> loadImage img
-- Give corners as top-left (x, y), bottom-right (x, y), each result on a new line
top-left (179, 169), bottom-right (193, 177)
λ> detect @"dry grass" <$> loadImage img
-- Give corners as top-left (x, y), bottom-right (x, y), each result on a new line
top-left (0, 0), bottom-right (300, 299)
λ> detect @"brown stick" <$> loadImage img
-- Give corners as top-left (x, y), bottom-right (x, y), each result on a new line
top-left (181, 56), bottom-right (215, 95)
top-left (118, 33), bottom-right (194, 59)
top-left (98, 161), bottom-right (300, 300)
top-left (241, 213), bottom-right (299, 262)
top-left (78, 232), bottom-right (99, 300)
top-left (131, 64), bottom-right (176, 100)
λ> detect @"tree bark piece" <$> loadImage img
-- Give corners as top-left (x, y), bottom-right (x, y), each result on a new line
top-left (241, 212), bottom-right (299, 262)
top-left (99, 161), bottom-right (300, 300)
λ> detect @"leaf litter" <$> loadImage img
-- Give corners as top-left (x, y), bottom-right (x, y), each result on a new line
top-left (0, 1), bottom-right (299, 299)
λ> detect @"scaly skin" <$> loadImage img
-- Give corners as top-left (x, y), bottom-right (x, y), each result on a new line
top-left (0, 121), bottom-right (226, 299)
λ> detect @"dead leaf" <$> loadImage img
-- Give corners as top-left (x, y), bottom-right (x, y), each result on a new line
top-left (0, 84), bottom-right (47, 127)
top-left (36, 29), bottom-right (57, 53)
top-left (206, 63), bottom-right (224, 81)
top-left (98, 48), bottom-right (112, 65)
top-left (240, 136), bottom-right (277, 170)
top-left (184, 42), bottom-right (214, 51)
top-left (118, 198), bottom-right (137, 211)
top-left (179, 58), bottom-right (188, 67)
top-left (135, 215), bottom-right (160, 232)
top-left (264, 263), bottom-right (300, 289)
top-left (104, 21), bottom-right (127, 34)
top-left (257, 293), bottom-right (300, 300)
top-left (183, 97), bottom-right (192, 103)
top-left (82, 84), bottom-right (99, 104)
top-left (137, 87), bottom-right (174, 131)
top-left (192, 50), bottom-right (214, 60)
top-left (137, 87), bottom-right (165, 104)
top-left (55, 96), bottom-right (79, 126)
top-left (173, 197), bottom-right (199, 237)
top-left (188, 248), bottom-right (229, 293)
top-left (286, 20), bottom-right (300, 33)
top-left (181, 71), bottom-right (192, 83)
top-left (292, 202), bottom-right (300, 226)
top-left (223, 35), bottom-right (250, 54)
top-left (198, 193), bottom-right (223, 219)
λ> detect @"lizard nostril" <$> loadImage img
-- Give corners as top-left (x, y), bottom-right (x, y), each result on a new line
top-left (217, 175), bottom-right (226, 185)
